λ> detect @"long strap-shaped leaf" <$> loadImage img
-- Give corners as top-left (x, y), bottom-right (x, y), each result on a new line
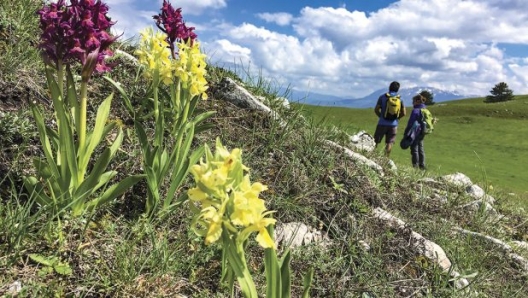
top-left (223, 232), bottom-right (258, 298)
top-left (280, 249), bottom-right (292, 298)
top-left (87, 175), bottom-right (144, 213)
top-left (66, 68), bottom-right (80, 133)
top-left (56, 97), bottom-right (77, 192)
top-left (30, 105), bottom-right (59, 180)
top-left (78, 94), bottom-right (114, 176)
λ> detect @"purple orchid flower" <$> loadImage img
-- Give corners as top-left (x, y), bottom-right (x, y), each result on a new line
top-left (153, 0), bottom-right (197, 58)
top-left (37, 0), bottom-right (119, 80)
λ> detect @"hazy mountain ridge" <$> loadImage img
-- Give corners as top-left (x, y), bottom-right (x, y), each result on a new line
top-left (294, 86), bottom-right (481, 108)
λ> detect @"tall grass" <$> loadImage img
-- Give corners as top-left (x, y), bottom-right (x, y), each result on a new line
top-left (0, 0), bottom-right (43, 79)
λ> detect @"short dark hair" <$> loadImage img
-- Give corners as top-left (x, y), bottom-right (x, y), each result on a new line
top-left (389, 81), bottom-right (400, 92)
top-left (413, 94), bottom-right (425, 104)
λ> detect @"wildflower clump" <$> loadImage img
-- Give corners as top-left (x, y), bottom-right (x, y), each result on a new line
top-left (105, 0), bottom-right (214, 217)
top-left (188, 138), bottom-right (276, 249)
top-left (25, 0), bottom-right (143, 219)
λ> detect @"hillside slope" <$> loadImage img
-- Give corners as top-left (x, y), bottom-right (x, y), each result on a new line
top-left (1, 1), bottom-right (528, 296)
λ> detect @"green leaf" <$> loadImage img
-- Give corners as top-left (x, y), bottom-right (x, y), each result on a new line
top-left (23, 177), bottom-right (53, 206)
top-left (80, 93), bottom-right (113, 173)
top-left (32, 159), bottom-right (53, 179)
top-left (30, 105), bottom-right (58, 178)
top-left (56, 100), bottom-right (78, 190)
top-left (66, 68), bottom-right (80, 129)
top-left (265, 238), bottom-right (281, 298)
top-left (223, 233), bottom-right (258, 298)
top-left (44, 67), bottom-right (63, 113)
top-left (302, 267), bottom-right (314, 298)
top-left (53, 262), bottom-right (73, 276)
top-left (103, 76), bottom-right (134, 115)
top-left (74, 147), bottom-right (114, 201)
top-left (194, 123), bottom-right (216, 135)
top-left (29, 254), bottom-right (56, 267)
top-left (280, 249), bottom-right (292, 298)
top-left (88, 175), bottom-right (144, 212)
top-left (134, 121), bottom-right (149, 152)
top-left (45, 126), bottom-right (59, 144)
top-left (158, 149), bottom-right (170, 178)
top-left (192, 111), bottom-right (216, 126)
top-left (164, 145), bottom-right (204, 208)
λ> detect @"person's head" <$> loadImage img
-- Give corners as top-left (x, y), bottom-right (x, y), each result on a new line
top-left (389, 81), bottom-right (400, 92)
top-left (413, 94), bottom-right (426, 105)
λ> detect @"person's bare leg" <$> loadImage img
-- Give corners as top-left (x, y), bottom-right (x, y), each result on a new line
top-left (385, 143), bottom-right (393, 157)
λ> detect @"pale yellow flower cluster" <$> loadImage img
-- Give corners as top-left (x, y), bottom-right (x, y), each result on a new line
top-left (135, 27), bottom-right (173, 85)
top-left (188, 139), bottom-right (276, 249)
top-left (174, 41), bottom-right (209, 99)
top-left (135, 27), bottom-right (208, 99)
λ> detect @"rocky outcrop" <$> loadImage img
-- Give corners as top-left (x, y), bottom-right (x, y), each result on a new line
top-left (372, 208), bottom-right (469, 289)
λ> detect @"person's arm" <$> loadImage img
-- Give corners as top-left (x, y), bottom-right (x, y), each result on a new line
top-left (404, 109), bottom-right (417, 133)
top-left (374, 96), bottom-right (382, 117)
top-left (398, 100), bottom-right (406, 119)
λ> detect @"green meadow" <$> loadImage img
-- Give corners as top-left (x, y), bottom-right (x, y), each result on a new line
top-left (296, 96), bottom-right (528, 205)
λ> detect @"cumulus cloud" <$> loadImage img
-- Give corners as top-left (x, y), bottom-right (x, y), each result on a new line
top-left (102, 0), bottom-right (528, 97)
top-left (105, 0), bottom-right (156, 40)
top-left (206, 0), bottom-right (528, 97)
top-left (256, 12), bottom-right (294, 26)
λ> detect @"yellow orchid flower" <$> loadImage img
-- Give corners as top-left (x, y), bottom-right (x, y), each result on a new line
top-left (135, 27), bottom-right (174, 85)
top-left (239, 212), bottom-right (277, 249)
top-left (173, 41), bottom-right (208, 99)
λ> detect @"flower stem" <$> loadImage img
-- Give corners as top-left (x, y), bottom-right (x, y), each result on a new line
top-left (57, 60), bottom-right (64, 100)
top-left (78, 81), bottom-right (88, 180)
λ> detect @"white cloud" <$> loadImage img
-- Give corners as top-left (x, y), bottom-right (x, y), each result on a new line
top-left (105, 0), bottom-right (155, 40)
top-left (206, 0), bottom-right (528, 97)
top-left (256, 12), bottom-right (294, 26)
top-left (205, 39), bottom-right (252, 66)
top-left (101, 0), bottom-right (528, 98)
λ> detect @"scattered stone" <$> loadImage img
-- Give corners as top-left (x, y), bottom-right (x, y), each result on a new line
top-left (348, 130), bottom-right (376, 152)
top-left (372, 207), bottom-right (468, 288)
top-left (418, 177), bottom-right (440, 187)
top-left (442, 173), bottom-right (473, 187)
top-left (454, 227), bottom-right (528, 273)
top-left (511, 241), bottom-right (528, 250)
top-left (325, 140), bottom-right (384, 175)
top-left (460, 200), bottom-right (497, 217)
top-left (358, 240), bottom-right (371, 252)
top-left (430, 191), bottom-right (449, 205)
top-left (7, 280), bottom-right (22, 296)
top-left (387, 159), bottom-right (397, 171)
top-left (466, 184), bottom-right (485, 199)
top-left (216, 77), bottom-right (272, 112)
top-left (275, 222), bottom-right (331, 249)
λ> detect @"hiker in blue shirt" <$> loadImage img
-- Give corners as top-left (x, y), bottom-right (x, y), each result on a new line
top-left (374, 81), bottom-right (406, 157)
top-left (405, 94), bottom-right (427, 169)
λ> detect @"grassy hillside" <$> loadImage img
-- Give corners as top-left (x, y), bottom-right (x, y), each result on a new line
top-left (296, 97), bottom-right (528, 206)
top-left (1, 1), bottom-right (528, 297)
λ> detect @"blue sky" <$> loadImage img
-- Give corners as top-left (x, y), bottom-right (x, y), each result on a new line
top-left (104, 0), bottom-right (528, 99)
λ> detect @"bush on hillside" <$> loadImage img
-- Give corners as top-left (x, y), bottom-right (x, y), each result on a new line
top-left (485, 82), bottom-right (515, 103)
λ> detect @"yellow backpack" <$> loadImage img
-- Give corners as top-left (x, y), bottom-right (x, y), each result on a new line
top-left (383, 93), bottom-right (401, 121)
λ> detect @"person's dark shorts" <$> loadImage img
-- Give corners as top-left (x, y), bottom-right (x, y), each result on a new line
top-left (374, 125), bottom-right (397, 144)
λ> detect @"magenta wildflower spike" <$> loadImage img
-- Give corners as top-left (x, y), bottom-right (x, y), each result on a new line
top-left (37, 0), bottom-right (119, 77)
top-left (153, 0), bottom-right (197, 47)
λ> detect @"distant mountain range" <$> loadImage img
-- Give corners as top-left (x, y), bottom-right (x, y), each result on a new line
top-left (291, 87), bottom-right (482, 109)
